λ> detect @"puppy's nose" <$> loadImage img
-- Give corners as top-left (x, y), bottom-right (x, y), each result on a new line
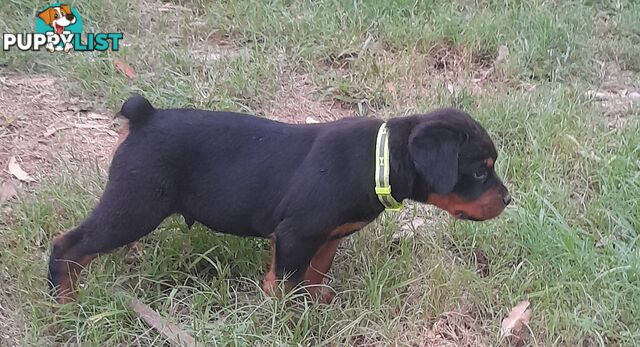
top-left (66, 14), bottom-right (74, 20)
top-left (502, 194), bottom-right (512, 206)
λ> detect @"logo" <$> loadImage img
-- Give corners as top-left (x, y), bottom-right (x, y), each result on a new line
top-left (2, 3), bottom-right (123, 53)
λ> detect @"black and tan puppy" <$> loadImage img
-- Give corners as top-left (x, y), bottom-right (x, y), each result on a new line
top-left (48, 96), bottom-right (510, 304)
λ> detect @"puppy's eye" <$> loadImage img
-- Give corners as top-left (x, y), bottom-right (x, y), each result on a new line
top-left (61, 11), bottom-right (66, 16)
top-left (54, 13), bottom-right (60, 19)
top-left (473, 167), bottom-right (488, 180)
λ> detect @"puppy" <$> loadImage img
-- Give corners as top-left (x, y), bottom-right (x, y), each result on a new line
top-left (37, 4), bottom-right (76, 52)
top-left (48, 96), bottom-right (511, 304)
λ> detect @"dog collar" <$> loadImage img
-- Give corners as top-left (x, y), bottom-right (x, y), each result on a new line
top-left (375, 123), bottom-right (403, 211)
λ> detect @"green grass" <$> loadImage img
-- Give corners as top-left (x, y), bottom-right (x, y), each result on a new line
top-left (1, 0), bottom-right (639, 345)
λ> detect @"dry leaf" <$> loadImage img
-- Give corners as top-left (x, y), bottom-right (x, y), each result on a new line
top-left (8, 157), bottom-right (35, 182)
top-left (43, 126), bottom-right (70, 137)
top-left (496, 45), bottom-right (509, 64)
top-left (305, 117), bottom-right (320, 124)
top-left (113, 59), bottom-right (136, 79)
top-left (3, 116), bottom-right (15, 125)
top-left (129, 295), bottom-right (195, 346)
top-left (0, 182), bottom-right (18, 204)
top-left (501, 300), bottom-right (532, 337)
top-left (87, 112), bottom-right (111, 120)
top-left (385, 82), bottom-right (396, 93)
top-left (393, 218), bottom-right (425, 241)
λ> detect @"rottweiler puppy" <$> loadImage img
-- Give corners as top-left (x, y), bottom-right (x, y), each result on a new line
top-left (48, 95), bottom-right (510, 304)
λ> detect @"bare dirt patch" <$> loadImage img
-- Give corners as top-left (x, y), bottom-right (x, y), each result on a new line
top-left (587, 62), bottom-right (640, 129)
top-left (0, 74), bottom-right (120, 189)
top-left (260, 70), bottom-right (355, 123)
top-left (315, 41), bottom-right (505, 117)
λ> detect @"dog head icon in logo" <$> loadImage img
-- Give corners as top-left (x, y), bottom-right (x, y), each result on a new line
top-left (35, 3), bottom-right (83, 52)
top-left (1, 3), bottom-right (122, 53)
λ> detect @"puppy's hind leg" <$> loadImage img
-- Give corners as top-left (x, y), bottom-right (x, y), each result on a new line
top-left (48, 178), bottom-right (174, 304)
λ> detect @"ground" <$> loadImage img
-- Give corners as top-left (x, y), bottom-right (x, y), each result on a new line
top-left (1, 0), bottom-right (639, 346)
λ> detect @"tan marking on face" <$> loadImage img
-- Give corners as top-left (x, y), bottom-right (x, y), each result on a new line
top-left (427, 188), bottom-right (505, 221)
top-left (52, 231), bottom-right (95, 304)
top-left (487, 158), bottom-right (494, 168)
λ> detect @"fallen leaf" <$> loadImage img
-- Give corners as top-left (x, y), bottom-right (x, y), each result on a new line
top-left (8, 157), bottom-right (35, 182)
top-left (496, 45), bottom-right (509, 64)
top-left (3, 116), bottom-right (15, 125)
top-left (43, 126), bottom-right (70, 137)
top-left (0, 182), bottom-right (18, 204)
top-left (305, 117), bottom-right (320, 124)
top-left (128, 294), bottom-right (195, 346)
top-left (501, 300), bottom-right (532, 337)
top-left (87, 112), bottom-right (111, 120)
top-left (113, 59), bottom-right (136, 79)
top-left (385, 82), bottom-right (396, 93)
top-left (393, 217), bottom-right (424, 241)
top-left (43, 127), bottom-right (58, 137)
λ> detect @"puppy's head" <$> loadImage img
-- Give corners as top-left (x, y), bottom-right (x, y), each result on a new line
top-left (408, 108), bottom-right (510, 221)
top-left (37, 5), bottom-right (76, 34)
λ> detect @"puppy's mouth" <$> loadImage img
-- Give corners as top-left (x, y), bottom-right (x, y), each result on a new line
top-left (54, 23), bottom-right (64, 34)
top-left (454, 211), bottom-right (481, 222)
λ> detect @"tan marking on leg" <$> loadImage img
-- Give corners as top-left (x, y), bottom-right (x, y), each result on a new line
top-left (304, 238), bottom-right (342, 303)
top-left (262, 234), bottom-right (278, 297)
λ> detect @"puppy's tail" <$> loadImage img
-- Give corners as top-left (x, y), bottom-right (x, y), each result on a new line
top-left (118, 95), bottom-right (155, 125)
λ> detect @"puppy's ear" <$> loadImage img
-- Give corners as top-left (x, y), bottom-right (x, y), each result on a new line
top-left (408, 123), bottom-right (460, 194)
top-left (61, 5), bottom-right (72, 15)
top-left (37, 8), bottom-right (55, 25)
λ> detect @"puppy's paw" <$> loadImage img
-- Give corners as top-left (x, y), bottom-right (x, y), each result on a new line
top-left (307, 286), bottom-right (335, 304)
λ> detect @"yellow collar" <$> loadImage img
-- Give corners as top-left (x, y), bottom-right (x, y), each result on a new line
top-left (375, 123), bottom-right (403, 211)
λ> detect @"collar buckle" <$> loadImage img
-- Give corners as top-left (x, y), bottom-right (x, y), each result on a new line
top-left (375, 186), bottom-right (392, 195)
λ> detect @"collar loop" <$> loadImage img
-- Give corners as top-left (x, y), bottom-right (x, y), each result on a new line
top-left (375, 123), bottom-right (403, 211)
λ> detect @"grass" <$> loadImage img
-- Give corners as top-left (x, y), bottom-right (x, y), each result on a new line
top-left (1, 0), bottom-right (639, 345)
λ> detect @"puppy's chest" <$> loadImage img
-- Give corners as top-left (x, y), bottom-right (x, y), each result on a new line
top-left (328, 221), bottom-right (371, 240)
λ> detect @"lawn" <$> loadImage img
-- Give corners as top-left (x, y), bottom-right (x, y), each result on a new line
top-left (0, 0), bottom-right (639, 345)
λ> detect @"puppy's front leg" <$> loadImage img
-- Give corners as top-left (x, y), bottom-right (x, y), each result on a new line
top-left (262, 221), bottom-right (325, 300)
top-left (303, 238), bottom-right (342, 303)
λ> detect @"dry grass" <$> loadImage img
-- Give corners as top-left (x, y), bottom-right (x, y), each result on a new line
top-left (586, 62), bottom-right (640, 130)
top-left (0, 0), bottom-right (639, 345)
top-left (0, 75), bottom-right (120, 185)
